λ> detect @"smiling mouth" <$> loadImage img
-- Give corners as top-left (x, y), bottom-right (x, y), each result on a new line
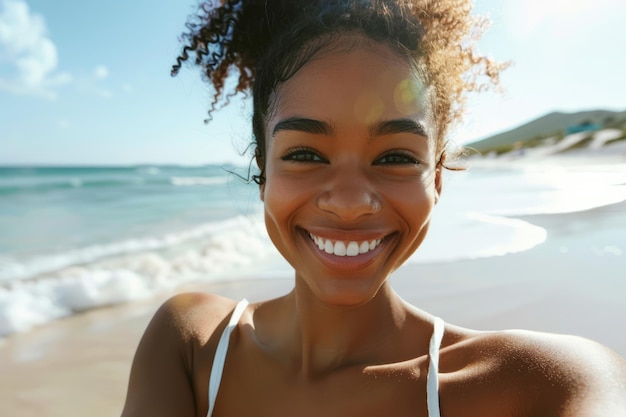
top-left (307, 232), bottom-right (383, 257)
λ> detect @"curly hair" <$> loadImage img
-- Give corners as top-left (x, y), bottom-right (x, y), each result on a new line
top-left (172, 0), bottom-right (507, 182)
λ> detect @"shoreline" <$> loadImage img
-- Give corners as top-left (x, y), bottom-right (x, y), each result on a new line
top-left (1, 200), bottom-right (625, 416)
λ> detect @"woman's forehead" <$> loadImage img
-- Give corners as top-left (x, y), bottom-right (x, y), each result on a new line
top-left (268, 42), bottom-right (431, 134)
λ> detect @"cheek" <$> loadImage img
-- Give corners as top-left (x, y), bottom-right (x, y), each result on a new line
top-left (385, 171), bottom-right (437, 206)
top-left (262, 180), bottom-right (284, 225)
top-left (262, 175), bottom-right (307, 231)
top-left (383, 179), bottom-right (438, 241)
top-left (262, 184), bottom-right (288, 256)
top-left (261, 176), bottom-right (311, 269)
top-left (389, 187), bottom-right (437, 265)
top-left (397, 192), bottom-right (435, 223)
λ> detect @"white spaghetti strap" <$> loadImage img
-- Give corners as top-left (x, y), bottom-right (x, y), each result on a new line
top-left (427, 316), bottom-right (444, 417)
top-left (207, 299), bottom-right (249, 417)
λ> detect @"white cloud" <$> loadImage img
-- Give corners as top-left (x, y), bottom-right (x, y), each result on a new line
top-left (0, 0), bottom-right (71, 98)
top-left (93, 65), bottom-right (109, 79)
top-left (84, 65), bottom-right (112, 98)
top-left (80, 65), bottom-right (112, 98)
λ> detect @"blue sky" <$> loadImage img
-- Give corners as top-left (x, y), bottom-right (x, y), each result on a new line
top-left (1, 0), bottom-right (624, 166)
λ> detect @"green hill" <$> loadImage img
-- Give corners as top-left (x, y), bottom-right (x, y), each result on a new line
top-left (467, 109), bottom-right (626, 154)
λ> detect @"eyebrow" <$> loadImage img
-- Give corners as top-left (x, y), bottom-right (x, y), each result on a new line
top-left (271, 117), bottom-right (428, 139)
top-left (272, 117), bottom-right (333, 137)
top-left (371, 119), bottom-right (429, 139)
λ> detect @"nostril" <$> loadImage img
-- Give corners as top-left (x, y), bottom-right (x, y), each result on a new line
top-left (369, 197), bottom-right (381, 213)
top-left (316, 189), bottom-right (381, 219)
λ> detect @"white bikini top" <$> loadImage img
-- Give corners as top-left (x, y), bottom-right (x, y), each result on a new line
top-left (206, 299), bottom-right (444, 417)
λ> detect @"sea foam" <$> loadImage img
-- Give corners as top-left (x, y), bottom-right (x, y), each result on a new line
top-left (0, 217), bottom-right (251, 283)
top-left (0, 215), bottom-right (276, 337)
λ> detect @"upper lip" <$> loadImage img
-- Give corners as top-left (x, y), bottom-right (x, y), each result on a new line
top-left (300, 227), bottom-right (390, 242)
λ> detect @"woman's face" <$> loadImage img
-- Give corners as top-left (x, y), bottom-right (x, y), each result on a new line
top-left (261, 40), bottom-right (442, 307)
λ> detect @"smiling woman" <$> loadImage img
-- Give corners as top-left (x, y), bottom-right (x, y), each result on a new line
top-left (261, 43), bottom-right (439, 307)
top-left (120, 1), bottom-right (626, 416)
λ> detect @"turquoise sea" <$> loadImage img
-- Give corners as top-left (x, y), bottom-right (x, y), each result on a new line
top-left (1, 161), bottom-right (625, 337)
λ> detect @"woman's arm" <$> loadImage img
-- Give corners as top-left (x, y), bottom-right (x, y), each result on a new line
top-left (121, 293), bottom-right (235, 417)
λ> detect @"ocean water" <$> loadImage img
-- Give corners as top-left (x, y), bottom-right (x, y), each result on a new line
top-left (1, 161), bottom-right (625, 337)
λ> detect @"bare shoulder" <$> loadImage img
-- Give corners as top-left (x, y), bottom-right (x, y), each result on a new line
top-left (121, 292), bottom-right (238, 417)
top-left (150, 292), bottom-right (239, 343)
top-left (495, 330), bottom-right (626, 415)
top-left (440, 325), bottom-right (626, 416)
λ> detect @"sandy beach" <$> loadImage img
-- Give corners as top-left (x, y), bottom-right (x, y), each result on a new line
top-left (1, 198), bottom-right (625, 416)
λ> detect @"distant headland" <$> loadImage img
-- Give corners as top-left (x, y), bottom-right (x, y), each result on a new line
top-left (467, 109), bottom-right (626, 158)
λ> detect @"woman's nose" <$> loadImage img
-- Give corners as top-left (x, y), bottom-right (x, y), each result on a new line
top-left (316, 169), bottom-right (381, 221)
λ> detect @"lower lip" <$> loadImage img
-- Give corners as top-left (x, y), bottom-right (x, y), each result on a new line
top-left (303, 232), bottom-right (389, 272)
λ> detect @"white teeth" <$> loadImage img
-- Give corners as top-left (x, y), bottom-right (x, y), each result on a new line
top-left (346, 242), bottom-right (359, 256)
top-left (308, 233), bottom-right (383, 257)
top-left (334, 241), bottom-right (347, 256)
top-left (359, 241), bottom-right (369, 254)
top-left (324, 240), bottom-right (334, 254)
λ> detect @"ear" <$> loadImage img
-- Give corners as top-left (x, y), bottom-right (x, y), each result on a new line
top-left (255, 153), bottom-right (265, 202)
top-left (434, 166), bottom-right (443, 204)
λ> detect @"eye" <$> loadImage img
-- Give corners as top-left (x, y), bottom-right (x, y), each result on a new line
top-left (374, 150), bottom-right (421, 166)
top-left (281, 147), bottom-right (327, 163)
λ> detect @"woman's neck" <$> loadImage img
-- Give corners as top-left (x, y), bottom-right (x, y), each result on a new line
top-left (256, 281), bottom-right (412, 378)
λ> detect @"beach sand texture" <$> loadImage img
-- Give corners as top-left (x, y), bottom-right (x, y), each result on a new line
top-left (1, 186), bottom-right (625, 417)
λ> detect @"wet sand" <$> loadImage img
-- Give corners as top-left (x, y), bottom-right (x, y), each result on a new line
top-left (0, 200), bottom-right (624, 416)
